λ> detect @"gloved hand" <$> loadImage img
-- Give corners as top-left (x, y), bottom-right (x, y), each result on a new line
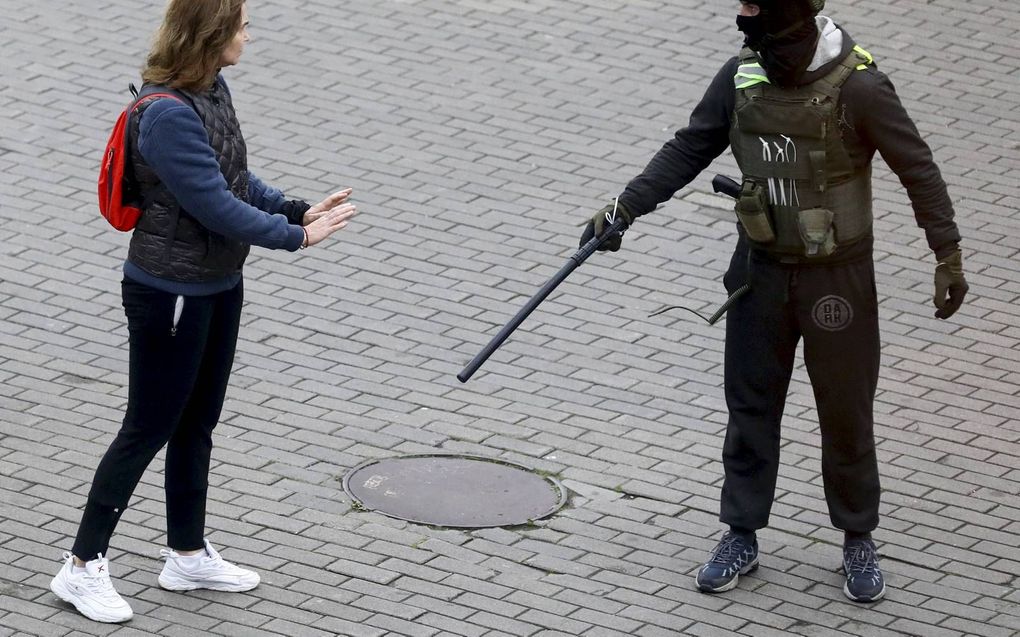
top-left (579, 200), bottom-right (633, 252)
top-left (933, 248), bottom-right (968, 319)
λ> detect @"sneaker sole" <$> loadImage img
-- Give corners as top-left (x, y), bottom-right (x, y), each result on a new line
top-left (158, 575), bottom-right (259, 593)
top-left (50, 578), bottom-right (133, 623)
top-left (696, 558), bottom-right (759, 594)
top-left (843, 580), bottom-right (886, 603)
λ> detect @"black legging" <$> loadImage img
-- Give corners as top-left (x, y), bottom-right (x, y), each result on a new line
top-left (719, 244), bottom-right (881, 535)
top-left (72, 277), bottom-right (243, 560)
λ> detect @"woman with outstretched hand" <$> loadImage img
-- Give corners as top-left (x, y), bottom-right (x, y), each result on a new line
top-left (49, 0), bottom-right (356, 623)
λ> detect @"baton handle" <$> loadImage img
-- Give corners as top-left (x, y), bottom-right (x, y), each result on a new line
top-left (457, 217), bottom-right (627, 383)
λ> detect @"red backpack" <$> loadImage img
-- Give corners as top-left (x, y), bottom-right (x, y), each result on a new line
top-left (98, 87), bottom-right (184, 231)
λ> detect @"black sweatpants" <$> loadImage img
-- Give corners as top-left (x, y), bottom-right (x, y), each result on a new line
top-left (72, 278), bottom-right (243, 560)
top-left (719, 245), bottom-right (881, 534)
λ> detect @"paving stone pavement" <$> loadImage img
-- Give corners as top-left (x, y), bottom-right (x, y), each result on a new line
top-left (1, 0), bottom-right (1018, 634)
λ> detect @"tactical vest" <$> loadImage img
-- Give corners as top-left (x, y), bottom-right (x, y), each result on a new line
top-left (127, 76), bottom-right (251, 282)
top-left (729, 45), bottom-right (873, 258)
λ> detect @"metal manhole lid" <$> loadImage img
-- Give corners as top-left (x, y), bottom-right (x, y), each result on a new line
top-left (341, 454), bottom-right (567, 528)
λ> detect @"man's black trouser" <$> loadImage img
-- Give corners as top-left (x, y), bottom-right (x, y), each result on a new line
top-left (719, 244), bottom-right (881, 534)
top-left (72, 278), bottom-right (242, 560)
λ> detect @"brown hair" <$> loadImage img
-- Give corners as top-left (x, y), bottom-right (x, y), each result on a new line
top-left (142, 0), bottom-right (245, 92)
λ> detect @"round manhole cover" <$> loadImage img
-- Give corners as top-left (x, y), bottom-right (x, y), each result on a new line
top-left (342, 454), bottom-right (567, 528)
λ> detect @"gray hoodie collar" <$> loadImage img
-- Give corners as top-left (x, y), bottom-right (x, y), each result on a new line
top-left (806, 16), bottom-right (844, 72)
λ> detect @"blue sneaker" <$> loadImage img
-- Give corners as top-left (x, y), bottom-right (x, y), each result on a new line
top-left (843, 538), bottom-right (885, 602)
top-left (695, 531), bottom-right (759, 593)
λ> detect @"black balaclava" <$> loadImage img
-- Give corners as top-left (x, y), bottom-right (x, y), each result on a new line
top-left (737, 0), bottom-right (820, 87)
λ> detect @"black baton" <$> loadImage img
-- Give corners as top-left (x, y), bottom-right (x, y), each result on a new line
top-left (457, 217), bottom-right (628, 383)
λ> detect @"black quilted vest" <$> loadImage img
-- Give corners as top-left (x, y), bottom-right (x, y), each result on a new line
top-left (127, 76), bottom-right (250, 282)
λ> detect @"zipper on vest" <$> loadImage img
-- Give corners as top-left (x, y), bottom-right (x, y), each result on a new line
top-left (750, 94), bottom-right (830, 105)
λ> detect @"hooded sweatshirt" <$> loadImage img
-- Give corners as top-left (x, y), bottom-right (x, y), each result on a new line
top-left (618, 16), bottom-right (960, 262)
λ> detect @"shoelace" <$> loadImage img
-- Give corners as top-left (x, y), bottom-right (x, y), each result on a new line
top-left (66, 552), bottom-right (115, 594)
top-left (709, 534), bottom-right (747, 565)
top-left (84, 572), bottom-right (115, 593)
top-left (845, 542), bottom-right (880, 577)
top-left (202, 555), bottom-right (228, 570)
top-left (81, 565), bottom-right (116, 594)
top-left (161, 548), bottom-right (212, 562)
top-left (162, 548), bottom-right (234, 574)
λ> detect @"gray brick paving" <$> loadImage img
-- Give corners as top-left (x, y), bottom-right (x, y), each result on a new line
top-left (2, 0), bottom-right (1020, 635)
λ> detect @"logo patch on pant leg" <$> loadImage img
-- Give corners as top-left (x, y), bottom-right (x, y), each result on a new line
top-left (812, 295), bottom-right (853, 331)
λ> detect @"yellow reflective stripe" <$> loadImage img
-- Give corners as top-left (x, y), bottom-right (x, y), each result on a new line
top-left (735, 62), bottom-right (770, 88)
top-left (735, 76), bottom-right (769, 88)
top-left (852, 44), bottom-right (873, 70)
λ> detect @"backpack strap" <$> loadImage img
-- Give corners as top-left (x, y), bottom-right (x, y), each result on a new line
top-left (121, 83), bottom-right (195, 211)
top-left (123, 83), bottom-right (193, 164)
top-left (130, 83), bottom-right (191, 113)
top-left (812, 45), bottom-right (876, 100)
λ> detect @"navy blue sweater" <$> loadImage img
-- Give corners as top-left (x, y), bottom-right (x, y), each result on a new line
top-left (124, 95), bottom-right (306, 295)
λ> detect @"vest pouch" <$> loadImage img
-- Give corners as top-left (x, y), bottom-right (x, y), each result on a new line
top-left (797, 208), bottom-right (837, 257)
top-left (735, 180), bottom-right (776, 244)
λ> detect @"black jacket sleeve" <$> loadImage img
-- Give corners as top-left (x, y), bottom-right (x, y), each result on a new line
top-left (848, 67), bottom-right (961, 256)
top-left (617, 58), bottom-right (739, 217)
top-left (278, 199), bottom-right (311, 226)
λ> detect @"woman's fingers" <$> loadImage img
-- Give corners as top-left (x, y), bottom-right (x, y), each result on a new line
top-left (320, 188), bottom-right (353, 209)
top-left (306, 188), bottom-right (353, 216)
top-left (305, 203), bottom-right (357, 246)
top-left (328, 203), bottom-right (356, 222)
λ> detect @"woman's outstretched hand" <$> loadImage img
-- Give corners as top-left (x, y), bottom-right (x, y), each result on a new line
top-left (303, 201), bottom-right (356, 247)
top-left (304, 188), bottom-right (352, 225)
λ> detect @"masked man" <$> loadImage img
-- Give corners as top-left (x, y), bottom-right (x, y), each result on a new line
top-left (580, 0), bottom-right (967, 603)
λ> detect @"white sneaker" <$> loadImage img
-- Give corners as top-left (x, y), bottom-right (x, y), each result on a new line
top-left (158, 539), bottom-right (260, 592)
top-left (50, 552), bottom-right (133, 623)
